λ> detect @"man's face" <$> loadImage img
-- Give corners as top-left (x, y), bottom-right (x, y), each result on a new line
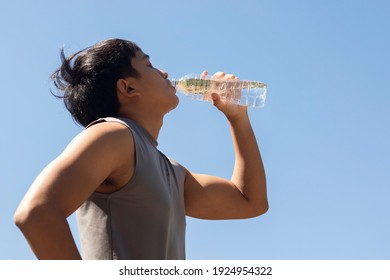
top-left (130, 50), bottom-right (178, 112)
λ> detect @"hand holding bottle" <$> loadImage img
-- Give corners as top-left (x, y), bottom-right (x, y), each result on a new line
top-left (171, 71), bottom-right (267, 108)
top-left (200, 70), bottom-right (248, 120)
top-left (199, 70), bottom-right (241, 101)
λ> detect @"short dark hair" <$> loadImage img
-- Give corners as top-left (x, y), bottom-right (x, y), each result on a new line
top-left (51, 38), bottom-right (141, 127)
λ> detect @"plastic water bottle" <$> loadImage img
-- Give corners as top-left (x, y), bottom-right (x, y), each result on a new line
top-left (171, 73), bottom-right (267, 108)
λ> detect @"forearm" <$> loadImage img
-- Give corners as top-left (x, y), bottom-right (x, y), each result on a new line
top-left (184, 91), bottom-right (268, 219)
top-left (228, 111), bottom-right (268, 212)
top-left (14, 204), bottom-right (81, 260)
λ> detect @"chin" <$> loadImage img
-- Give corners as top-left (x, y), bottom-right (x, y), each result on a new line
top-left (169, 96), bottom-right (180, 111)
top-left (163, 95), bottom-right (178, 113)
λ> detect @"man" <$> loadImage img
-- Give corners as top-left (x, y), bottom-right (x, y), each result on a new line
top-left (14, 38), bottom-right (268, 259)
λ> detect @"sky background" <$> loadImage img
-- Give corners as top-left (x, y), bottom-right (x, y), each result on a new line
top-left (1, 0), bottom-right (389, 260)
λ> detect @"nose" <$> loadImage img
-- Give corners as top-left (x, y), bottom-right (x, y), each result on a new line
top-left (159, 69), bottom-right (168, 79)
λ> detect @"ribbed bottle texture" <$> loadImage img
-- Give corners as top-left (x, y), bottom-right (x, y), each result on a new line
top-left (171, 74), bottom-right (267, 108)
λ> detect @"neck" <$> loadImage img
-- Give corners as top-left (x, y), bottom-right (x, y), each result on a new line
top-left (119, 110), bottom-right (164, 141)
top-left (134, 117), bottom-right (163, 141)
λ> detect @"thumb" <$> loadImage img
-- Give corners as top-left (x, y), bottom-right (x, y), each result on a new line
top-left (211, 93), bottom-right (223, 108)
top-left (211, 93), bottom-right (224, 110)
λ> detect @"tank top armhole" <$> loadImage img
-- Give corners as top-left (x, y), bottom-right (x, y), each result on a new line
top-left (86, 117), bottom-right (141, 196)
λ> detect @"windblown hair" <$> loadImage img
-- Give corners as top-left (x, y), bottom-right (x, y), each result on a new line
top-left (51, 39), bottom-right (141, 127)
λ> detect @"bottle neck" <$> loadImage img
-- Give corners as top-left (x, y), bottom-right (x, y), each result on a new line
top-left (170, 78), bottom-right (178, 88)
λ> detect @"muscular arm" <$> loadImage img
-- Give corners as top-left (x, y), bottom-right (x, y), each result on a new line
top-left (14, 122), bottom-right (134, 259)
top-left (185, 93), bottom-right (268, 220)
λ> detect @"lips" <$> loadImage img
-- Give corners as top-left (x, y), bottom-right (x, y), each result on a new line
top-left (168, 79), bottom-right (175, 88)
top-left (168, 80), bottom-right (177, 93)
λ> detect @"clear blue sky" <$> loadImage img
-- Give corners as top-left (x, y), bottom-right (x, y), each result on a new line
top-left (1, 0), bottom-right (389, 260)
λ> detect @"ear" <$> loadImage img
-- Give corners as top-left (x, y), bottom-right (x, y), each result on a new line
top-left (116, 78), bottom-right (140, 100)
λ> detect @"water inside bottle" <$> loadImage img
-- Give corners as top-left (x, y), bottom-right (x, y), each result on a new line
top-left (171, 76), bottom-right (267, 107)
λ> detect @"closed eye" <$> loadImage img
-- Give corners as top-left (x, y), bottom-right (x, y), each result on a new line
top-left (142, 54), bottom-right (153, 67)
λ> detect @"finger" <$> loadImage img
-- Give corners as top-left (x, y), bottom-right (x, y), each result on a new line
top-left (200, 70), bottom-right (208, 79)
top-left (225, 74), bottom-right (236, 80)
top-left (211, 71), bottom-right (225, 80)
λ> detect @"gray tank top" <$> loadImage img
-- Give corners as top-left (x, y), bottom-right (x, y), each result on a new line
top-left (76, 117), bottom-right (187, 259)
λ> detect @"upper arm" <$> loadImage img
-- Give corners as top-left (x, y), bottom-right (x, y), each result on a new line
top-left (184, 171), bottom-right (259, 220)
top-left (16, 122), bottom-right (135, 218)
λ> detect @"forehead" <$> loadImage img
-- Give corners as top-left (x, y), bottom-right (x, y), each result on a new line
top-left (130, 51), bottom-right (151, 73)
top-left (133, 50), bottom-right (150, 61)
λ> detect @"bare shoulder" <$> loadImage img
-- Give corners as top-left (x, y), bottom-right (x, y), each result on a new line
top-left (59, 121), bottom-right (135, 188)
top-left (66, 121), bottom-right (134, 156)
top-left (14, 121), bottom-right (136, 219)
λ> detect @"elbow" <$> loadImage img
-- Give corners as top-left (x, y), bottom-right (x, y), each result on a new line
top-left (261, 202), bottom-right (269, 215)
top-left (247, 200), bottom-right (269, 218)
top-left (14, 200), bottom-right (66, 231)
top-left (14, 204), bottom-right (33, 231)
top-left (256, 203), bottom-right (269, 217)
top-left (247, 180), bottom-right (268, 218)
top-left (14, 202), bottom-right (51, 232)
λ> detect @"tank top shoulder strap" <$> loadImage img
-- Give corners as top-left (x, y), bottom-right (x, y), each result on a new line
top-left (86, 117), bottom-right (128, 129)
